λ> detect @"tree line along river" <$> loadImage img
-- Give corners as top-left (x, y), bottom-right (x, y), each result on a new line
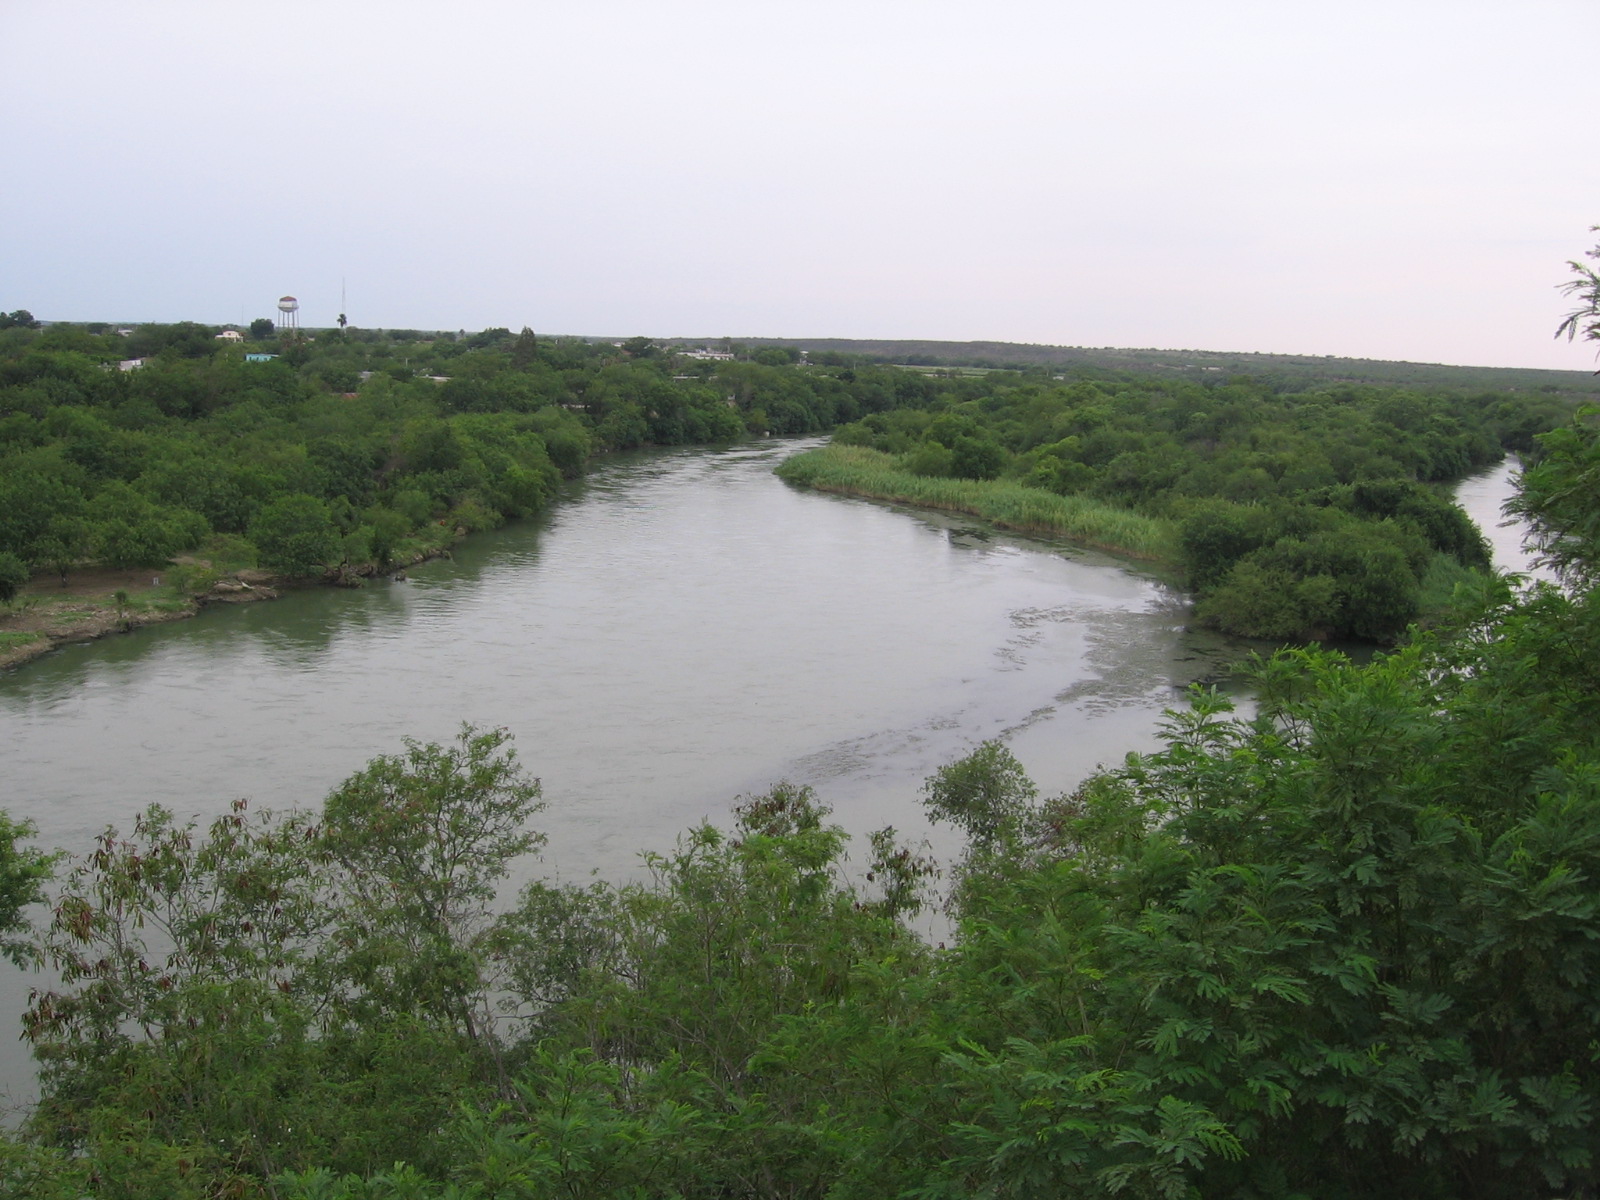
top-left (0, 440), bottom-right (1534, 1111)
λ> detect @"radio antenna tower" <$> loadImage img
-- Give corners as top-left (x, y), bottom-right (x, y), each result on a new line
top-left (338, 279), bottom-right (348, 331)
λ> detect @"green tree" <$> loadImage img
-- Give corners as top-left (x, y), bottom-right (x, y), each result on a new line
top-left (0, 550), bottom-right (27, 604)
top-left (510, 325), bottom-right (538, 368)
top-left (902, 439), bottom-right (954, 477)
top-left (85, 483), bottom-right (207, 570)
top-left (316, 725), bottom-right (545, 1039)
top-left (0, 813), bottom-right (52, 966)
top-left (24, 727), bottom-right (545, 1187)
top-left (922, 739), bottom-right (1036, 849)
top-left (248, 493), bottom-right (341, 576)
top-left (1510, 408), bottom-right (1600, 589)
top-left (950, 433), bottom-right (1006, 480)
top-left (366, 507), bottom-right (411, 568)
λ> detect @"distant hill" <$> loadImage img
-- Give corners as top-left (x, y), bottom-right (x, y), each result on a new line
top-left (709, 337), bottom-right (1600, 397)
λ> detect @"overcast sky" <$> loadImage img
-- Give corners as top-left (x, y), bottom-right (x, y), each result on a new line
top-left (3, 0), bottom-right (1597, 369)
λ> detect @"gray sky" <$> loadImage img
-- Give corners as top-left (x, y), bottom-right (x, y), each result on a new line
top-left (4, 0), bottom-right (1597, 369)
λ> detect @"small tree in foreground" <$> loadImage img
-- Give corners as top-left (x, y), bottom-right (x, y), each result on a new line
top-left (1556, 225), bottom-right (1600, 359)
top-left (318, 725), bottom-right (546, 1040)
top-left (24, 726), bottom-right (545, 1183)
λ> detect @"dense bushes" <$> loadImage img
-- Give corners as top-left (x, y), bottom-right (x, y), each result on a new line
top-left (0, 327), bottom-right (895, 588)
top-left (805, 373), bottom-right (1553, 642)
top-left (3, 319), bottom-right (1556, 637)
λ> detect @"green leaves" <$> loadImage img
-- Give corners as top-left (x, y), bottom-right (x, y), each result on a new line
top-left (923, 740), bottom-right (1038, 849)
top-left (1508, 407), bottom-right (1600, 589)
top-left (11, 469), bottom-right (1600, 1198)
top-left (0, 811), bottom-right (52, 966)
top-left (249, 492), bottom-right (342, 576)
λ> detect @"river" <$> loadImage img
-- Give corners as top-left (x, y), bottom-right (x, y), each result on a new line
top-left (1452, 456), bottom-right (1549, 580)
top-left (0, 442), bottom-right (1531, 1111)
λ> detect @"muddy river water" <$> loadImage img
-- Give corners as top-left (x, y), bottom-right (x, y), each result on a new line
top-left (0, 441), bottom-right (1532, 1109)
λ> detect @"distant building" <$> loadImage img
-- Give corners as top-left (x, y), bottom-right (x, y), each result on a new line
top-left (681, 348), bottom-right (735, 360)
top-left (215, 329), bottom-right (244, 342)
top-left (117, 358), bottom-right (149, 371)
top-left (245, 353), bottom-right (277, 363)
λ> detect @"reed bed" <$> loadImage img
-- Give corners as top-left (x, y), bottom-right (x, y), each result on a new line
top-left (778, 445), bottom-right (1179, 562)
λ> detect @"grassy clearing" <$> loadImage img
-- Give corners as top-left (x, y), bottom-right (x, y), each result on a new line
top-left (0, 630), bottom-right (42, 651)
top-left (778, 444), bottom-right (1179, 562)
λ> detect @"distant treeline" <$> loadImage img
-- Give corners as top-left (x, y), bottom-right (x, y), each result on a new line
top-left (733, 335), bottom-right (1600, 398)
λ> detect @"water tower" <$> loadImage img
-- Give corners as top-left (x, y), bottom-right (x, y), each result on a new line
top-left (276, 295), bottom-right (300, 333)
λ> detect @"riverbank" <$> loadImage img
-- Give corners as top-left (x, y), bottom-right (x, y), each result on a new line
top-left (775, 443), bottom-right (1180, 562)
top-left (0, 564), bottom-right (289, 671)
top-left (0, 547), bottom-right (452, 672)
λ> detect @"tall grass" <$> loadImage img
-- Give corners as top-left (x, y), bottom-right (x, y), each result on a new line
top-left (1416, 553), bottom-right (1492, 624)
top-left (778, 445), bottom-right (1179, 562)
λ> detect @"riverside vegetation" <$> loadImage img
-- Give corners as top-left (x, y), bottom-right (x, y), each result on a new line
top-left (0, 313), bottom-right (1586, 656)
top-left (778, 375), bottom-right (1573, 643)
top-left (2, 236), bottom-right (1600, 1196)
top-left (0, 325), bottom-right (872, 664)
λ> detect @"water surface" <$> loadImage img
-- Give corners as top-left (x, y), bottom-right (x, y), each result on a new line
top-left (1, 441), bottom-right (1245, 876)
top-left (5, 440), bottom-right (1530, 1109)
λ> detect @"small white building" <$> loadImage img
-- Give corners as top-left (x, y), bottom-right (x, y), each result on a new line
top-left (215, 329), bottom-right (244, 342)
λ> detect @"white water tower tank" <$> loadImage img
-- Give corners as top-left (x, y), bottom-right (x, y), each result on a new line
top-left (276, 295), bottom-right (300, 332)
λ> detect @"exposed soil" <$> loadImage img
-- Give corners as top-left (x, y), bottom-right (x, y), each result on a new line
top-left (18, 565), bottom-right (172, 602)
top-left (1, 549), bottom-right (445, 672)
top-left (0, 566), bottom-right (260, 672)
